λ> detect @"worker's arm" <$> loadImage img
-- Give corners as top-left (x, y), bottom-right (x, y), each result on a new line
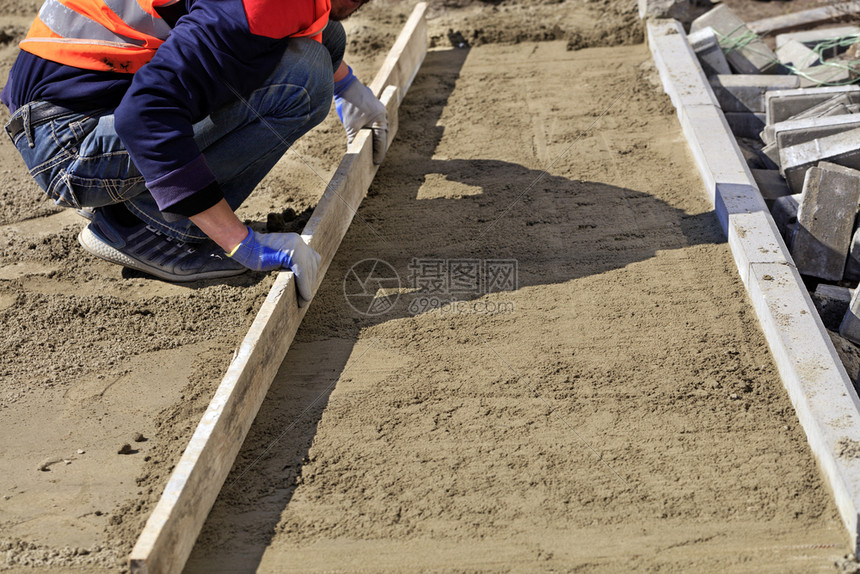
top-left (188, 199), bottom-right (248, 253)
top-left (190, 199), bottom-right (320, 302)
top-left (332, 62), bottom-right (388, 164)
top-left (334, 60), bottom-right (350, 82)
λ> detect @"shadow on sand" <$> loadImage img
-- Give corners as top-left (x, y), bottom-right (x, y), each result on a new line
top-left (182, 46), bottom-right (725, 573)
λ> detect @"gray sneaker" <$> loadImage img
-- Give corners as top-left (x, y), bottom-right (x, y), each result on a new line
top-left (78, 208), bottom-right (247, 282)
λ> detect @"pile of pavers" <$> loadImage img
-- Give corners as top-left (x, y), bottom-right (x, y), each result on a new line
top-left (686, 4), bottom-right (860, 348)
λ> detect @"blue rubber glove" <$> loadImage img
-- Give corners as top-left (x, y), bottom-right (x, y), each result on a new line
top-left (228, 227), bottom-right (321, 304)
top-left (334, 66), bottom-right (388, 164)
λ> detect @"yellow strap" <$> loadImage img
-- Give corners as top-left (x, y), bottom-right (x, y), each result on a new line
top-left (226, 242), bottom-right (242, 257)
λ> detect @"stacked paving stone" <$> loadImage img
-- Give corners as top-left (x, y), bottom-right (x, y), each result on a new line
top-left (686, 5), bottom-right (860, 344)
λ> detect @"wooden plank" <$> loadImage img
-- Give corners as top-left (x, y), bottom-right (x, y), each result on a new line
top-left (748, 1), bottom-right (860, 36)
top-left (305, 85), bottom-right (399, 265)
top-left (127, 5), bottom-right (427, 572)
top-left (369, 2), bottom-right (427, 101)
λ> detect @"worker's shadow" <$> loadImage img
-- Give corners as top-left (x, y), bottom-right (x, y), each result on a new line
top-left (183, 46), bottom-right (725, 572)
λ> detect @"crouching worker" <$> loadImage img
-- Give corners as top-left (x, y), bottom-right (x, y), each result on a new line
top-left (2, 0), bottom-right (388, 303)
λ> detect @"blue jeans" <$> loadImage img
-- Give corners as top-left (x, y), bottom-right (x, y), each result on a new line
top-left (6, 22), bottom-right (345, 242)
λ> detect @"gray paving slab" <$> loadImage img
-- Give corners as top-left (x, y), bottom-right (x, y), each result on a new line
top-left (776, 39), bottom-right (821, 69)
top-left (787, 93), bottom-right (855, 121)
top-left (772, 114), bottom-right (860, 154)
top-left (724, 112), bottom-right (766, 139)
top-left (813, 283), bottom-right (854, 332)
top-left (710, 74), bottom-right (800, 113)
top-left (766, 85), bottom-right (860, 124)
top-left (771, 193), bottom-right (800, 245)
top-left (761, 142), bottom-right (780, 168)
top-left (798, 63), bottom-right (853, 88)
top-left (845, 228), bottom-right (860, 283)
top-left (781, 127), bottom-right (860, 193)
top-left (793, 163), bottom-right (860, 281)
top-left (842, 287), bottom-right (860, 343)
top-left (690, 4), bottom-right (781, 74)
top-left (687, 26), bottom-right (731, 76)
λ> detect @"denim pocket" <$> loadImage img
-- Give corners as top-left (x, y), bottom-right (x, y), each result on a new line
top-left (49, 115), bottom-right (100, 155)
top-left (24, 114), bottom-right (104, 209)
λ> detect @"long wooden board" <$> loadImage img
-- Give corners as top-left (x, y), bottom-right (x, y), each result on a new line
top-left (748, 1), bottom-right (860, 36)
top-left (128, 5), bottom-right (427, 572)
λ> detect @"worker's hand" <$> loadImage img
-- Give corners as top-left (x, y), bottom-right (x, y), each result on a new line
top-left (334, 66), bottom-right (388, 164)
top-left (229, 227), bottom-right (321, 304)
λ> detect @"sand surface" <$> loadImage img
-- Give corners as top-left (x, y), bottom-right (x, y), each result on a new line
top-left (0, 0), bottom-right (852, 571)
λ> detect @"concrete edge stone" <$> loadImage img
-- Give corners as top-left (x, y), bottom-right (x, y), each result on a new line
top-left (649, 19), bottom-right (719, 109)
top-left (717, 194), bottom-right (789, 283)
top-left (748, 262), bottom-right (860, 543)
top-left (647, 17), bottom-right (860, 553)
top-left (680, 104), bottom-right (758, 190)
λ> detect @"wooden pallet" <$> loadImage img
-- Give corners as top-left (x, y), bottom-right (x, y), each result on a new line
top-left (128, 5), bottom-right (428, 572)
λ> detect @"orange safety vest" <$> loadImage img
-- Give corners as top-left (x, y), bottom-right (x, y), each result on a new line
top-left (19, 0), bottom-right (330, 73)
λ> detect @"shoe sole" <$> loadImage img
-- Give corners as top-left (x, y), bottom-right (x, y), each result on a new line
top-left (78, 226), bottom-right (247, 282)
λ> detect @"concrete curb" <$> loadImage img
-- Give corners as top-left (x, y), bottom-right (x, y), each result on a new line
top-left (648, 18), bottom-right (860, 553)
